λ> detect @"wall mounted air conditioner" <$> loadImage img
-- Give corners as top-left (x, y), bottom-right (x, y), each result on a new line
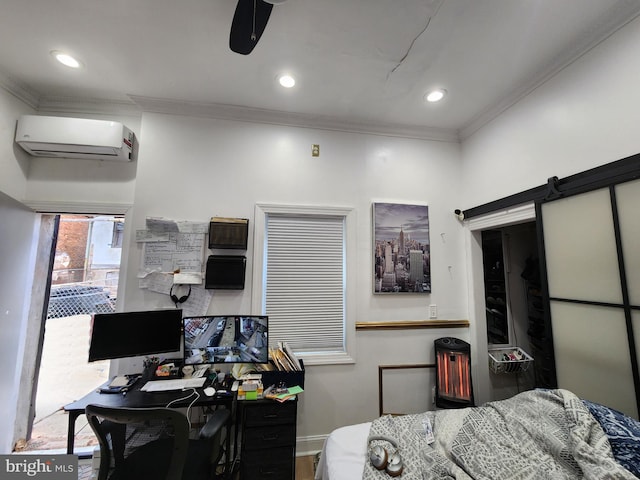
top-left (15, 115), bottom-right (136, 161)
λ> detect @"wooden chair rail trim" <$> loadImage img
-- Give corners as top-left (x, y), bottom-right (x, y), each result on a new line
top-left (356, 319), bottom-right (469, 330)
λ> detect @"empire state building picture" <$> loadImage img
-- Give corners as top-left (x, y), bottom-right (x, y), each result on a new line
top-left (373, 202), bottom-right (431, 294)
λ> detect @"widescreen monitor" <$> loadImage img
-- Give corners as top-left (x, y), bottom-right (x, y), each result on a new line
top-left (183, 315), bottom-right (268, 365)
top-left (88, 309), bottom-right (183, 362)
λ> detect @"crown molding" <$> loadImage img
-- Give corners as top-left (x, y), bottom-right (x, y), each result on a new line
top-left (0, 75), bottom-right (142, 117)
top-left (3, 84), bottom-right (458, 142)
top-left (459, 2), bottom-right (640, 140)
top-left (23, 200), bottom-right (132, 215)
top-left (1, 81), bottom-right (458, 141)
top-left (128, 95), bottom-right (460, 142)
top-left (0, 71), bottom-right (39, 109)
top-left (37, 96), bottom-right (142, 116)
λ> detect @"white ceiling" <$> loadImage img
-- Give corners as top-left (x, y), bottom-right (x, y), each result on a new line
top-left (1, 0), bottom-right (639, 141)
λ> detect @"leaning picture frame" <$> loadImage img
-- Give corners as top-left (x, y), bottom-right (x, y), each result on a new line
top-left (373, 202), bottom-right (431, 294)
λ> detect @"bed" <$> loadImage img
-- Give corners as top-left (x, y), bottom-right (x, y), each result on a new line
top-left (315, 389), bottom-right (640, 479)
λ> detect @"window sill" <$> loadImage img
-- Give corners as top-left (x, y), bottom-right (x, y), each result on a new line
top-left (297, 351), bottom-right (355, 366)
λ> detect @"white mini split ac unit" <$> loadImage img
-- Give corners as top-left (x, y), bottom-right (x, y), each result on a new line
top-left (15, 115), bottom-right (136, 161)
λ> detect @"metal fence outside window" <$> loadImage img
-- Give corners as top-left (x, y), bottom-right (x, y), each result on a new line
top-left (46, 282), bottom-right (116, 319)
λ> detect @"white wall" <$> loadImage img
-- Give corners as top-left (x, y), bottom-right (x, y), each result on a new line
top-left (115, 112), bottom-right (468, 449)
top-left (461, 15), bottom-right (640, 208)
top-left (0, 88), bottom-right (33, 202)
top-left (0, 88), bottom-right (38, 452)
top-left (0, 100), bottom-right (467, 452)
top-left (460, 14), bottom-right (640, 405)
top-left (0, 191), bottom-right (39, 453)
top-left (91, 217), bottom-right (123, 266)
top-left (124, 113), bottom-right (466, 315)
top-left (0, 99), bottom-right (142, 451)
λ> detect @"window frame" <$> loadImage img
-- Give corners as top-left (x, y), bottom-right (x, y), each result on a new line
top-left (111, 217), bottom-right (125, 248)
top-left (252, 203), bottom-right (356, 365)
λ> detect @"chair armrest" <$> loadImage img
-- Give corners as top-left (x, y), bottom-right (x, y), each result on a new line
top-left (199, 409), bottom-right (230, 440)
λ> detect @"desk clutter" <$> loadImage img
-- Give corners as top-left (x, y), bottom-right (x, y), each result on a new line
top-left (230, 342), bottom-right (305, 401)
top-left (235, 376), bottom-right (304, 402)
top-left (237, 378), bottom-right (263, 400)
top-left (268, 342), bottom-right (303, 372)
top-left (100, 343), bottom-right (305, 401)
top-left (100, 374), bottom-right (140, 394)
top-left (255, 342), bottom-right (305, 388)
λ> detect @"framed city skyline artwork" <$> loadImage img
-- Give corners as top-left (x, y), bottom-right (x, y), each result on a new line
top-left (373, 202), bottom-right (431, 294)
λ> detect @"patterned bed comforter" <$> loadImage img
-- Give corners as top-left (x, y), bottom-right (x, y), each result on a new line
top-left (362, 389), bottom-right (638, 480)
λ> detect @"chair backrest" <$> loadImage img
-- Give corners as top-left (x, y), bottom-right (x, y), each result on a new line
top-left (85, 404), bottom-right (190, 480)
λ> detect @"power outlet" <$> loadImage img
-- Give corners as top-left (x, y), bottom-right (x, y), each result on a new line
top-left (429, 304), bottom-right (437, 319)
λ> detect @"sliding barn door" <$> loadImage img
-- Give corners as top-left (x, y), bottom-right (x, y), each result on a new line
top-left (540, 178), bottom-right (640, 419)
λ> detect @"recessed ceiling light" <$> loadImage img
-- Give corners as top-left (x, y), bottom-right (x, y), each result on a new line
top-left (278, 74), bottom-right (296, 88)
top-left (425, 89), bottom-right (446, 103)
top-left (51, 50), bottom-right (82, 68)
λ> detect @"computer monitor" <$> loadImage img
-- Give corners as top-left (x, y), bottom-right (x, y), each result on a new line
top-left (88, 309), bottom-right (183, 362)
top-left (183, 315), bottom-right (268, 365)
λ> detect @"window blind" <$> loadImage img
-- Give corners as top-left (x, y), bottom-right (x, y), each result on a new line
top-left (265, 214), bottom-right (345, 352)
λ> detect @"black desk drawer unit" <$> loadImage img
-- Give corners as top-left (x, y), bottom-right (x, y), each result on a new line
top-left (240, 399), bottom-right (297, 480)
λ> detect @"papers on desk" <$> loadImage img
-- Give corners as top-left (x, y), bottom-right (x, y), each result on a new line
top-left (109, 375), bottom-right (131, 388)
top-left (265, 385), bottom-right (304, 403)
top-left (100, 374), bottom-right (141, 394)
top-left (267, 342), bottom-right (302, 372)
top-left (140, 377), bottom-right (206, 392)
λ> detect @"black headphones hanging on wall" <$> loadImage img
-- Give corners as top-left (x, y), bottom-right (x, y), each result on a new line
top-left (169, 284), bottom-right (191, 307)
top-left (367, 435), bottom-right (404, 477)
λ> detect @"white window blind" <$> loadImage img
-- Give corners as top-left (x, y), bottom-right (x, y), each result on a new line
top-left (265, 214), bottom-right (345, 352)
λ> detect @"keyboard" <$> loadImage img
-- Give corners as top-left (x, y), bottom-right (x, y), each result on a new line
top-left (140, 377), bottom-right (207, 392)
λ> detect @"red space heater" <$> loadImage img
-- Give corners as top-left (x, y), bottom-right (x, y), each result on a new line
top-left (435, 337), bottom-right (474, 408)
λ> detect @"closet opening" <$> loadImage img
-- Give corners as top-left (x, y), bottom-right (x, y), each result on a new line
top-left (480, 221), bottom-right (540, 399)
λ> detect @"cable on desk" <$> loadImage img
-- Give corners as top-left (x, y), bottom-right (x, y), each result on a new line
top-left (165, 388), bottom-right (200, 429)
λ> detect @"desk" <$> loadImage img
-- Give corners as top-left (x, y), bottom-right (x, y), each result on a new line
top-left (64, 378), bottom-right (236, 474)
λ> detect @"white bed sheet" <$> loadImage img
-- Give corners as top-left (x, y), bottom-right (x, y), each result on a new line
top-left (314, 422), bottom-right (371, 480)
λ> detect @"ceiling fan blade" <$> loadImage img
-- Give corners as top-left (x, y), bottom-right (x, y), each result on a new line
top-left (230, 0), bottom-right (273, 55)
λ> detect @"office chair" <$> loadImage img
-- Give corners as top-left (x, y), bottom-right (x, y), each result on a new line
top-left (85, 404), bottom-right (230, 480)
